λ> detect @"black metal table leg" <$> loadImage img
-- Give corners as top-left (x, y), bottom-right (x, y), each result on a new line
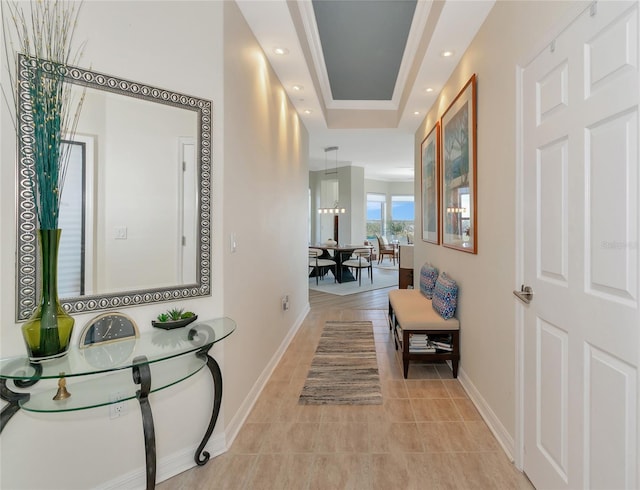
top-left (0, 379), bottom-right (30, 434)
top-left (132, 356), bottom-right (155, 490)
top-left (0, 364), bottom-right (41, 434)
top-left (194, 349), bottom-right (222, 465)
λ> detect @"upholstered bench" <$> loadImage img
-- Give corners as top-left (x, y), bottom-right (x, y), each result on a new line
top-left (388, 266), bottom-right (460, 379)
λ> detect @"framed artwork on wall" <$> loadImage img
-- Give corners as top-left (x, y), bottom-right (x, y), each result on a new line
top-left (421, 122), bottom-right (440, 244)
top-left (441, 74), bottom-right (477, 253)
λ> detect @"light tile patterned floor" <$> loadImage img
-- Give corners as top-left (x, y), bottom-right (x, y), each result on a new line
top-left (158, 304), bottom-right (533, 489)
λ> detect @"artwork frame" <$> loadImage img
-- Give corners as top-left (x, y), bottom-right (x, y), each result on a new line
top-left (421, 121), bottom-right (440, 244)
top-left (441, 74), bottom-right (477, 253)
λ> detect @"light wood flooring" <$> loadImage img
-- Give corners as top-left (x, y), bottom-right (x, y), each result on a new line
top-left (158, 287), bottom-right (533, 489)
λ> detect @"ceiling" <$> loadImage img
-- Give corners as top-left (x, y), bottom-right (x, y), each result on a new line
top-left (236, 0), bottom-right (495, 182)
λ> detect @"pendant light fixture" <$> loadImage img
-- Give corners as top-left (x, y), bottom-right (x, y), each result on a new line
top-left (318, 146), bottom-right (346, 214)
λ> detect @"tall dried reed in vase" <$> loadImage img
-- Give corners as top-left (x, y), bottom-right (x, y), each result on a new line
top-left (2, 0), bottom-right (85, 360)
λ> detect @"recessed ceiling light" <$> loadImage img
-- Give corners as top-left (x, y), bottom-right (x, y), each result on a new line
top-left (441, 50), bottom-right (454, 57)
top-left (413, 111), bottom-right (420, 115)
top-left (425, 87), bottom-right (434, 93)
top-left (303, 109), bottom-right (312, 114)
top-left (292, 85), bottom-right (303, 91)
top-left (273, 47), bottom-right (289, 55)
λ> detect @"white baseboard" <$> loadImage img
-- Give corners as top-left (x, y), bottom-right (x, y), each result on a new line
top-left (458, 366), bottom-right (515, 462)
top-left (222, 304), bottom-right (310, 447)
top-left (98, 434), bottom-right (226, 489)
top-left (156, 434), bottom-right (227, 482)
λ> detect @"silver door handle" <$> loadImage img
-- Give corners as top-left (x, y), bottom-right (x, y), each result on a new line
top-left (513, 285), bottom-right (534, 304)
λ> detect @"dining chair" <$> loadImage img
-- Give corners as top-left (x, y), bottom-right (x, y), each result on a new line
top-left (342, 248), bottom-right (373, 286)
top-left (376, 234), bottom-right (397, 265)
top-left (308, 248), bottom-right (337, 285)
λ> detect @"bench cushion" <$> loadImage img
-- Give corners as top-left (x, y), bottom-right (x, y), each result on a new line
top-left (389, 289), bottom-right (459, 331)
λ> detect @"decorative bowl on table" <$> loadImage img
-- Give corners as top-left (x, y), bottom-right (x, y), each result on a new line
top-left (152, 315), bottom-right (198, 330)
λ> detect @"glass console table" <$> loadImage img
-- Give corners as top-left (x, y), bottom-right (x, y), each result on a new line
top-left (0, 317), bottom-right (236, 490)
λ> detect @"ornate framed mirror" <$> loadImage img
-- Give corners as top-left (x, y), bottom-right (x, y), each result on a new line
top-left (16, 55), bottom-right (212, 320)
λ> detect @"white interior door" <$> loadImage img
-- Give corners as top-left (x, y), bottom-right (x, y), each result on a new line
top-left (521, 2), bottom-right (639, 489)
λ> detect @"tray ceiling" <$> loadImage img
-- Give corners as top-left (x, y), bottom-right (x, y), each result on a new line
top-left (237, 0), bottom-right (494, 181)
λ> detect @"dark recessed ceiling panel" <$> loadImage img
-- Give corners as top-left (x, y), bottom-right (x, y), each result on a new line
top-left (312, 0), bottom-right (417, 101)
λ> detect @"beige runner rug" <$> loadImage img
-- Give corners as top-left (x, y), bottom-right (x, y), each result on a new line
top-left (298, 320), bottom-right (382, 405)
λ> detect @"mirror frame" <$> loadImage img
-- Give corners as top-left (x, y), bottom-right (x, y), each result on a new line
top-left (16, 54), bottom-right (212, 321)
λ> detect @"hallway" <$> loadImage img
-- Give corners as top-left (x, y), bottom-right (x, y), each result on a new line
top-left (159, 289), bottom-right (533, 489)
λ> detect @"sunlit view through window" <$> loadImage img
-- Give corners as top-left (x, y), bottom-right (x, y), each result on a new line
top-left (367, 193), bottom-right (414, 243)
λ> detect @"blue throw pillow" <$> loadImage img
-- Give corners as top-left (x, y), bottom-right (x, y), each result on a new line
top-left (432, 272), bottom-right (458, 319)
top-left (419, 263), bottom-right (439, 299)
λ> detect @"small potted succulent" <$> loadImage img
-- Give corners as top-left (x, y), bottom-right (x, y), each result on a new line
top-left (152, 307), bottom-right (198, 330)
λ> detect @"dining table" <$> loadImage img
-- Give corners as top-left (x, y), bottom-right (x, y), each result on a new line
top-left (309, 244), bottom-right (374, 283)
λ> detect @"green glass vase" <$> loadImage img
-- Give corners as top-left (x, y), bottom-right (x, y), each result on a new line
top-left (21, 229), bottom-right (75, 362)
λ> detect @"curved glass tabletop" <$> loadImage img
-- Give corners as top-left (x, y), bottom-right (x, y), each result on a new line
top-left (0, 317), bottom-right (236, 380)
top-left (21, 355), bottom-right (209, 413)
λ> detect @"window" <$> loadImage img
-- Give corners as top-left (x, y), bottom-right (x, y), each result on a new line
top-left (58, 136), bottom-right (95, 297)
top-left (58, 140), bottom-right (87, 297)
top-left (366, 193), bottom-right (385, 238)
top-left (390, 195), bottom-right (414, 242)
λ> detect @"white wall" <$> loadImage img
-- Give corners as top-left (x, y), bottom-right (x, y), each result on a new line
top-left (220, 0), bottom-right (310, 433)
top-left (69, 89), bottom-right (197, 293)
top-left (0, 1), bottom-right (308, 488)
top-left (310, 165), bottom-right (364, 245)
top-left (96, 95), bottom-right (194, 292)
top-left (412, 0), bottom-right (587, 455)
top-left (347, 166), bottom-right (366, 244)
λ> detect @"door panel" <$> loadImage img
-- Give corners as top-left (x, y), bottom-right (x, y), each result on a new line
top-left (538, 61), bottom-right (569, 123)
top-left (585, 346), bottom-right (637, 489)
top-left (587, 110), bottom-right (638, 303)
top-left (538, 138), bottom-right (569, 284)
top-left (585, 7), bottom-right (637, 98)
top-left (537, 318), bottom-right (569, 481)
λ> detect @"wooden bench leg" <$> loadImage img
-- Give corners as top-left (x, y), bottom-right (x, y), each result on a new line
top-left (451, 330), bottom-right (460, 378)
top-left (402, 330), bottom-right (410, 379)
top-left (390, 305), bottom-right (399, 351)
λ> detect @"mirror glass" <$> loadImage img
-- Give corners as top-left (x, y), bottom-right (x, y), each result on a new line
top-left (16, 55), bottom-right (212, 320)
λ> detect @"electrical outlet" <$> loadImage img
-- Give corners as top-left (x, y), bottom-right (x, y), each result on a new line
top-left (109, 391), bottom-right (127, 419)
